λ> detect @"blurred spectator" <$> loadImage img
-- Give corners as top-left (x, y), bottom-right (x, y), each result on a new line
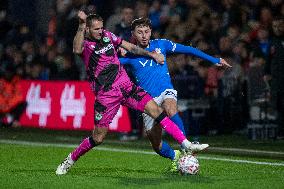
top-left (149, 0), bottom-right (163, 32)
top-left (114, 6), bottom-right (134, 41)
top-left (259, 7), bottom-right (273, 29)
top-left (0, 63), bottom-right (27, 127)
top-left (56, 53), bottom-right (79, 80)
top-left (218, 36), bottom-right (233, 56)
top-left (105, 7), bottom-right (121, 32)
top-left (218, 57), bottom-right (245, 134)
top-left (164, 14), bottom-right (187, 42)
top-left (134, 1), bottom-right (149, 18)
top-left (0, 0), bottom-right (282, 135)
top-left (0, 8), bottom-right (12, 44)
top-left (5, 24), bottom-right (33, 47)
top-left (264, 16), bottom-right (284, 139)
top-left (252, 27), bottom-right (271, 59)
top-left (220, 0), bottom-right (242, 28)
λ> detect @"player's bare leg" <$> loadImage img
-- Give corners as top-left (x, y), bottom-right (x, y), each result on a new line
top-left (146, 124), bottom-right (181, 172)
top-left (162, 98), bottom-right (178, 117)
top-left (146, 124), bottom-right (163, 154)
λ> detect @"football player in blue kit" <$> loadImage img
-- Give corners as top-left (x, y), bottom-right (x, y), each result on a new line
top-left (119, 17), bottom-right (231, 172)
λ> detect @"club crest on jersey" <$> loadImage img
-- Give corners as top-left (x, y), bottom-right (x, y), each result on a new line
top-left (95, 112), bottom-right (103, 121)
top-left (103, 37), bottom-right (110, 43)
top-left (155, 48), bottom-right (161, 54)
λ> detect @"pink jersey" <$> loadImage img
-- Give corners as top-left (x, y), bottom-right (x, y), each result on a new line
top-left (81, 30), bottom-right (131, 92)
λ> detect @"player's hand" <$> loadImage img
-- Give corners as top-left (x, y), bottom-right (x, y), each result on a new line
top-left (215, 58), bottom-right (232, 68)
top-left (118, 47), bottom-right (127, 57)
top-left (78, 11), bottom-right (87, 24)
top-left (150, 51), bottom-right (165, 64)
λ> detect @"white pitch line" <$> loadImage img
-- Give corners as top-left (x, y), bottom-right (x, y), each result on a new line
top-left (1, 139), bottom-right (284, 167)
top-left (210, 147), bottom-right (284, 155)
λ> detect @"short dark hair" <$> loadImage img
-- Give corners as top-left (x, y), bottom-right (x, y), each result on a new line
top-left (131, 17), bottom-right (152, 31)
top-left (86, 14), bottom-right (103, 27)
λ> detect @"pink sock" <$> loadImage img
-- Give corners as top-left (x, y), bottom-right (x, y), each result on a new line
top-left (71, 137), bottom-right (93, 161)
top-left (159, 116), bottom-right (187, 144)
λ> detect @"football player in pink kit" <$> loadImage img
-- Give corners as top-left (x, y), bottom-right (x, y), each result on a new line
top-left (56, 11), bottom-right (209, 175)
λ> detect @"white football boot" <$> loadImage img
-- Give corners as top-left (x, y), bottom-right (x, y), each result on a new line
top-left (181, 140), bottom-right (209, 153)
top-left (56, 154), bottom-right (75, 175)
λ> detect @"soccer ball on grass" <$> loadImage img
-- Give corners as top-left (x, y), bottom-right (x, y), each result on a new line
top-left (177, 154), bottom-right (199, 175)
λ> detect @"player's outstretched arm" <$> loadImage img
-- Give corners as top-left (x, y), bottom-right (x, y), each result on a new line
top-left (172, 43), bottom-right (231, 67)
top-left (120, 40), bottom-right (165, 64)
top-left (73, 11), bottom-right (87, 55)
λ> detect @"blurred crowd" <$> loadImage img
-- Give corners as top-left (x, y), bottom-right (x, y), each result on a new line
top-left (0, 0), bottom-right (283, 136)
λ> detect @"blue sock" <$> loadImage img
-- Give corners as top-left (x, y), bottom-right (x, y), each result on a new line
top-left (157, 141), bottom-right (175, 160)
top-left (170, 113), bottom-right (186, 135)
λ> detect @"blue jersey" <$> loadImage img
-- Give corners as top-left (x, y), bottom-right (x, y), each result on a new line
top-left (120, 39), bottom-right (220, 97)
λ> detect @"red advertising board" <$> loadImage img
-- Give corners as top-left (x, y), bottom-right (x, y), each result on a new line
top-left (19, 80), bottom-right (131, 132)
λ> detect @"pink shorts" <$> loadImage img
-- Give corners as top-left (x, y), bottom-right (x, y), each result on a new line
top-left (94, 81), bottom-right (152, 128)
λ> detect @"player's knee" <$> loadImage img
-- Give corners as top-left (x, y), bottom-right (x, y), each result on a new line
top-left (92, 128), bottom-right (108, 145)
top-left (165, 108), bottom-right (178, 117)
top-left (91, 135), bottom-right (104, 145)
top-left (163, 104), bottom-right (178, 117)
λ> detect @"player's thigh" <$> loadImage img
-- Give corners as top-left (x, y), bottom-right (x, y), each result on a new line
top-left (146, 124), bottom-right (162, 150)
top-left (122, 83), bottom-right (157, 114)
top-left (142, 95), bottom-right (163, 131)
top-left (162, 98), bottom-right (178, 117)
top-left (144, 99), bottom-right (164, 119)
top-left (94, 93), bottom-right (121, 130)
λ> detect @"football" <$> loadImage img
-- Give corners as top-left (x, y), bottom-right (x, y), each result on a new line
top-left (177, 154), bottom-right (199, 175)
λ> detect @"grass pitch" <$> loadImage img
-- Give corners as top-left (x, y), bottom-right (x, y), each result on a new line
top-left (0, 142), bottom-right (283, 189)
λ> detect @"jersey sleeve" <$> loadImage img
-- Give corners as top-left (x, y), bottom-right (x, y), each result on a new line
top-left (174, 43), bottom-right (220, 64)
top-left (160, 39), bottom-right (178, 53)
top-left (107, 31), bottom-right (122, 48)
top-left (161, 39), bottom-right (220, 64)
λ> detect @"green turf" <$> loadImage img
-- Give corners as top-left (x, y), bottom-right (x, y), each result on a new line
top-left (0, 144), bottom-right (283, 189)
top-left (1, 127), bottom-right (284, 159)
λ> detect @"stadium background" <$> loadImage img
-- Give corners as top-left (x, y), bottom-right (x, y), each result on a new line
top-left (0, 1), bottom-right (284, 188)
top-left (1, 0), bottom-right (283, 138)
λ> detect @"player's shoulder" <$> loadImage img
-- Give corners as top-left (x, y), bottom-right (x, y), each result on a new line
top-left (154, 38), bottom-right (175, 46)
top-left (150, 39), bottom-right (173, 47)
top-left (150, 38), bottom-right (172, 43)
top-left (103, 30), bottom-right (119, 41)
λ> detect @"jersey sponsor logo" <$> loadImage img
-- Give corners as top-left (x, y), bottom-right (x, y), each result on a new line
top-left (139, 59), bottom-right (159, 67)
top-left (94, 43), bottom-right (114, 55)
